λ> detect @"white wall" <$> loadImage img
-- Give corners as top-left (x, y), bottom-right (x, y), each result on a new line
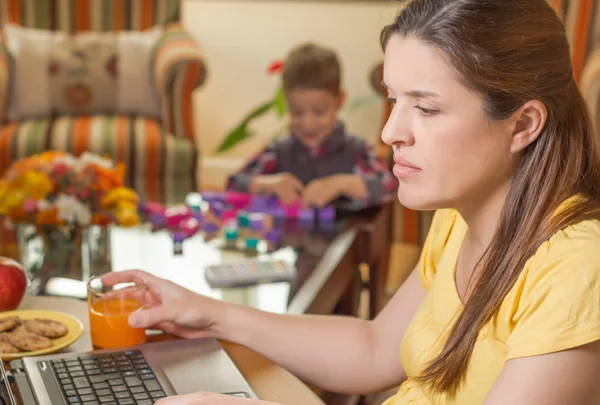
top-left (182, 0), bottom-right (398, 166)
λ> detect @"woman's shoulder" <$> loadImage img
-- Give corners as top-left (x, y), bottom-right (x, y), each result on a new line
top-left (508, 216), bottom-right (600, 309)
top-left (527, 217), bottom-right (600, 275)
top-left (503, 217), bottom-right (600, 359)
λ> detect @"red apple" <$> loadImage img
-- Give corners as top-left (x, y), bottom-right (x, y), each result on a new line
top-left (0, 257), bottom-right (27, 311)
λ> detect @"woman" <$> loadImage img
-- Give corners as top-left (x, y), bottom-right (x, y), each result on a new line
top-left (104, 0), bottom-right (600, 403)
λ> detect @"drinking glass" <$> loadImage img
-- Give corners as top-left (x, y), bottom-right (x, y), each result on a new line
top-left (87, 274), bottom-right (146, 349)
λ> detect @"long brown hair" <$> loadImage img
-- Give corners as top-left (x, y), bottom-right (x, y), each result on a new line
top-left (381, 0), bottom-right (600, 396)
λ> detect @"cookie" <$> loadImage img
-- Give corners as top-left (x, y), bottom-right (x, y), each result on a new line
top-left (10, 324), bottom-right (27, 334)
top-left (0, 332), bottom-right (10, 342)
top-left (24, 319), bottom-right (68, 338)
top-left (0, 316), bottom-right (21, 332)
top-left (7, 331), bottom-right (52, 352)
top-left (0, 341), bottom-right (19, 354)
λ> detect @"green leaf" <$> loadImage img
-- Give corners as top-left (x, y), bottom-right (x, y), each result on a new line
top-left (216, 101), bottom-right (274, 153)
top-left (273, 87), bottom-right (287, 118)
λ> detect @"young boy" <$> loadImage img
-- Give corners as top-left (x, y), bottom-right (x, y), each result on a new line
top-left (226, 42), bottom-right (396, 209)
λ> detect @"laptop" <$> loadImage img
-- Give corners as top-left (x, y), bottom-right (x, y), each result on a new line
top-left (1, 338), bottom-right (257, 405)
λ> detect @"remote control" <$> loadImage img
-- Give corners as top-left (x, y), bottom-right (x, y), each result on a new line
top-left (205, 259), bottom-right (296, 288)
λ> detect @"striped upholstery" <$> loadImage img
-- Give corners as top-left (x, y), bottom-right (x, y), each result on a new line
top-left (0, 115), bottom-right (196, 204)
top-left (549, 0), bottom-right (600, 82)
top-left (581, 48), bottom-right (600, 126)
top-left (0, 41), bottom-right (8, 128)
top-left (0, 0), bottom-right (205, 203)
top-left (154, 24), bottom-right (207, 140)
top-left (577, 1), bottom-right (600, 135)
top-left (0, 0), bottom-right (180, 32)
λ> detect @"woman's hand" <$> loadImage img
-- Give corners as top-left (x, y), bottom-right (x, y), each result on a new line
top-left (155, 392), bottom-right (280, 405)
top-left (100, 270), bottom-right (231, 339)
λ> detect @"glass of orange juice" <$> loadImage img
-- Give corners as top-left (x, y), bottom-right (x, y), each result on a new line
top-left (87, 274), bottom-right (147, 349)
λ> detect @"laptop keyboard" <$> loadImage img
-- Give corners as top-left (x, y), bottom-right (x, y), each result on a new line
top-left (41, 350), bottom-right (166, 405)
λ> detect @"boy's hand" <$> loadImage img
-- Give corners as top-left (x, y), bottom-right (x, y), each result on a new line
top-left (250, 173), bottom-right (304, 205)
top-left (301, 177), bottom-right (340, 208)
top-left (302, 175), bottom-right (367, 208)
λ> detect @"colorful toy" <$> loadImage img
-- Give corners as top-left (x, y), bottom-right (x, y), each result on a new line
top-left (138, 191), bottom-right (337, 255)
top-left (217, 191), bottom-right (335, 221)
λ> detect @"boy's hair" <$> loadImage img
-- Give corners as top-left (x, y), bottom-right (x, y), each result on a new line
top-left (282, 43), bottom-right (342, 94)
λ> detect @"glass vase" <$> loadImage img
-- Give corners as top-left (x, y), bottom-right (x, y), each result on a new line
top-left (16, 224), bottom-right (112, 298)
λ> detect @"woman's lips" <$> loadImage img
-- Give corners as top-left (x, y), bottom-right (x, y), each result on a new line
top-left (393, 155), bottom-right (421, 178)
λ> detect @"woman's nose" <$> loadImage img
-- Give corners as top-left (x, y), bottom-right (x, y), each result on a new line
top-left (381, 104), bottom-right (414, 147)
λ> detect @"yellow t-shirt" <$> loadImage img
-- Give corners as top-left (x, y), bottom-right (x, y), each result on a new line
top-left (384, 207), bottom-right (600, 405)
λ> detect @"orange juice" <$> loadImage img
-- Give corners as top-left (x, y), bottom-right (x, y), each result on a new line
top-left (89, 297), bottom-right (146, 349)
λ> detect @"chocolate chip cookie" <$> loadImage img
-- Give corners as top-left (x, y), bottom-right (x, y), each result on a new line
top-left (0, 316), bottom-right (21, 332)
top-left (7, 331), bottom-right (53, 351)
top-left (0, 341), bottom-right (19, 354)
top-left (24, 319), bottom-right (68, 338)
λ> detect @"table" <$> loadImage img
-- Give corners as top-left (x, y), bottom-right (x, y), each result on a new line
top-left (10, 296), bottom-right (324, 405)
top-left (0, 205), bottom-right (391, 318)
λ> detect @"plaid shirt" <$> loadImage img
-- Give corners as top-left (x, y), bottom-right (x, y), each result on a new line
top-left (226, 122), bottom-right (397, 209)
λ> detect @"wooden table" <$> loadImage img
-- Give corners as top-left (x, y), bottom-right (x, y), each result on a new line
top-left (13, 296), bottom-right (324, 405)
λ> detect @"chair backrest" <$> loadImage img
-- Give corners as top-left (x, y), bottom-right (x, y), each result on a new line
top-left (551, 0), bottom-right (600, 83)
top-left (0, 0), bottom-right (181, 32)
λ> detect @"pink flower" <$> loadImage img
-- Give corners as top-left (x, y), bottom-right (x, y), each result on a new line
top-left (22, 198), bottom-right (37, 213)
top-left (267, 60), bottom-right (284, 75)
top-left (52, 162), bottom-right (70, 177)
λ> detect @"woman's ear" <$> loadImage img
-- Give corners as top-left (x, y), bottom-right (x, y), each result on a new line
top-left (509, 100), bottom-right (547, 154)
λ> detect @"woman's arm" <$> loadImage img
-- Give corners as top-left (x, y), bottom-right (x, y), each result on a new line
top-left (484, 339), bottom-right (600, 405)
top-left (218, 266), bottom-right (427, 394)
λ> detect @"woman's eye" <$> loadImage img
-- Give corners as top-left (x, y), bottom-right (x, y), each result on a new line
top-left (414, 105), bottom-right (439, 116)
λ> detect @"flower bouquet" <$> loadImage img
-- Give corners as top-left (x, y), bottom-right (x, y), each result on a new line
top-left (0, 151), bottom-right (139, 228)
top-left (0, 151), bottom-right (141, 288)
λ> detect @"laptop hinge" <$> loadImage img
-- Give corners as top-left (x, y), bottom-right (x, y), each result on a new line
top-left (0, 357), bottom-right (18, 405)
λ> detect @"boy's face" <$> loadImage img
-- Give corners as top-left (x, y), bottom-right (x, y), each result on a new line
top-left (286, 89), bottom-right (345, 149)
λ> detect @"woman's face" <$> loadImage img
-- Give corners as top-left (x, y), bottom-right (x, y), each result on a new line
top-left (381, 35), bottom-right (517, 212)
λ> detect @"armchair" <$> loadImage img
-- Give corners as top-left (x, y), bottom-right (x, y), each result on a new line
top-left (0, 0), bottom-right (206, 204)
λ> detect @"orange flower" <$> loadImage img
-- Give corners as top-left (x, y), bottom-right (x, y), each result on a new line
top-left (7, 206), bottom-right (30, 222)
top-left (35, 208), bottom-right (64, 226)
top-left (8, 157), bottom-right (42, 176)
top-left (92, 213), bottom-right (112, 226)
top-left (38, 151), bottom-right (67, 162)
top-left (93, 163), bottom-right (125, 191)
